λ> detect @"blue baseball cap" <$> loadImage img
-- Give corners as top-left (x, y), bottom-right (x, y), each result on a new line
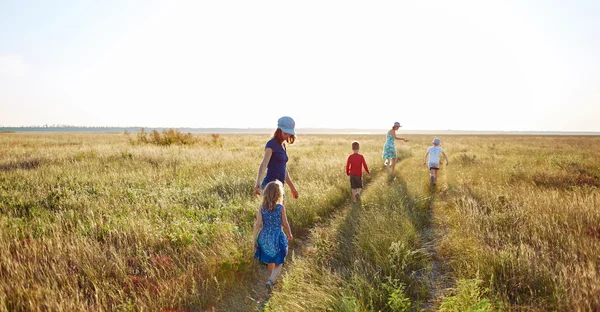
top-left (433, 138), bottom-right (441, 144)
top-left (277, 116), bottom-right (295, 135)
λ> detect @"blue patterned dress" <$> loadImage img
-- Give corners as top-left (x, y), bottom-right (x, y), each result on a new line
top-left (254, 204), bottom-right (288, 264)
top-left (382, 133), bottom-right (397, 159)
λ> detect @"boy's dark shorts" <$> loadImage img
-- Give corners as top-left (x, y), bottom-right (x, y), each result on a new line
top-left (349, 174), bottom-right (363, 189)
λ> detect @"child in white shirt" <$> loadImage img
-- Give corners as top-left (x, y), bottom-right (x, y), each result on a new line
top-left (423, 138), bottom-right (449, 186)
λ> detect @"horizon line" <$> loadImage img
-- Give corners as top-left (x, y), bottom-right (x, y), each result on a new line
top-left (1, 125), bottom-right (599, 135)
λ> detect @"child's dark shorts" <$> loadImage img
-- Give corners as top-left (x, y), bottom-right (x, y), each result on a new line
top-left (349, 174), bottom-right (363, 189)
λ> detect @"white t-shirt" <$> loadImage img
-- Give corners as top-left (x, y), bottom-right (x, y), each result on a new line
top-left (427, 146), bottom-right (444, 165)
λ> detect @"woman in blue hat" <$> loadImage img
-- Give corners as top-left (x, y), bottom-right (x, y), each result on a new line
top-left (254, 116), bottom-right (299, 199)
top-left (382, 121), bottom-right (409, 173)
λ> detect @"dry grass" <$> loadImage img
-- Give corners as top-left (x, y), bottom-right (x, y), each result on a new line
top-left (268, 160), bottom-right (430, 311)
top-left (411, 135), bottom-right (600, 311)
top-left (269, 135), bottom-right (600, 311)
top-left (1, 133), bottom-right (599, 311)
top-left (0, 133), bottom-right (383, 311)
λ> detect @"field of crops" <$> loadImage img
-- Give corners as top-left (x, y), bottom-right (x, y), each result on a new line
top-left (1, 133), bottom-right (599, 311)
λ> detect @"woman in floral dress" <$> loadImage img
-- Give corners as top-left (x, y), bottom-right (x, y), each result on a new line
top-left (382, 121), bottom-right (409, 173)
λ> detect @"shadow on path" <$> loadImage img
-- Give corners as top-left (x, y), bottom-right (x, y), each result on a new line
top-left (332, 165), bottom-right (452, 310)
top-left (211, 172), bottom-right (382, 312)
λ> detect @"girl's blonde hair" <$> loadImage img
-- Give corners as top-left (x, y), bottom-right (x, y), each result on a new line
top-left (262, 180), bottom-right (284, 212)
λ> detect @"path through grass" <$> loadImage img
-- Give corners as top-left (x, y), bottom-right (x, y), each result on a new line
top-left (266, 158), bottom-right (438, 311)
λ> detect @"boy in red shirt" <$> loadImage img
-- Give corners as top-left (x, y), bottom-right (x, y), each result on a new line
top-left (346, 141), bottom-right (370, 202)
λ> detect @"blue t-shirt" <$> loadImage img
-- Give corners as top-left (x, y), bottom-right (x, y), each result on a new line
top-left (262, 138), bottom-right (288, 188)
top-left (426, 146), bottom-right (444, 165)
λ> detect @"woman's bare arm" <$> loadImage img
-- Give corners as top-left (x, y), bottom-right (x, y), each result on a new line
top-left (391, 130), bottom-right (408, 142)
top-left (254, 148), bottom-right (273, 194)
top-left (285, 170), bottom-right (298, 199)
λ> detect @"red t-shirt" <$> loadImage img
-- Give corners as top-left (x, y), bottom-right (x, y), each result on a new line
top-left (346, 153), bottom-right (370, 177)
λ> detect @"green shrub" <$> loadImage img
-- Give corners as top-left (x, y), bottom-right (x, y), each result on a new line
top-left (135, 128), bottom-right (197, 146)
top-left (454, 153), bottom-right (477, 166)
top-left (384, 279), bottom-right (411, 311)
top-left (439, 278), bottom-right (501, 312)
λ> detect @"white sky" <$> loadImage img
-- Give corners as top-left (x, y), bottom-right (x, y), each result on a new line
top-left (1, 0), bottom-right (599, 131)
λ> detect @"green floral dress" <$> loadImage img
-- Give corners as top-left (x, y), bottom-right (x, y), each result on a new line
top-left (382, 133), bottom-right (396, 159)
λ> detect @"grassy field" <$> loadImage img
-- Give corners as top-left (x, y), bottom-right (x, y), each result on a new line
top-left (1, 133), bottom-right (599, 311)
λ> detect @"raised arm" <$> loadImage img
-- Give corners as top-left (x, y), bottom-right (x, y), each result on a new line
top-left (285, 169), bottom-right (299, 199)
top-left (280, 205), bottom-right (293, 241)
top-left (254, 148), bottom-right (273, 195)
top-left (392, 130), bottom-right (409, 142)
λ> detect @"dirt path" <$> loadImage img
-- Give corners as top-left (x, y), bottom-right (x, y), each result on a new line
top-left (212, 159), bottom-right (455, 311)
top-left (208, 218), bottom-right (316, 311)
top-left (411, 163), bottom-right (455, 311)
top-left (211, 172), bottom-right (386, 312)
top-left (211, 177), bottom-right (378, 312)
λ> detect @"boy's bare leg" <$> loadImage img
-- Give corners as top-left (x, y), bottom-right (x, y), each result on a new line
top-left (352, 189), bottom-right (357, 201)
top-left (432, 169), bottom-right (439, 185)
top-left (429, 168), bottom-right (435, 185)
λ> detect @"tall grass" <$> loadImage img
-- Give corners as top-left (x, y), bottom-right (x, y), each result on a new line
top-left (267, 165), bottom-right (432, 311)
top-left (414, 135), bottom-right (600, 310)
top-left (270, 135), bottom-right (600, 311)
top-left (0, 133), bottom-right (384, 310)
top-left (2, 133), bottom-right (599, 310)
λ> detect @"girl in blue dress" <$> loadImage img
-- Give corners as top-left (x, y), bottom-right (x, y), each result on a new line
top-left (382, 121), bottom-right (409, 173)
top-left (253, 180), bottom-right (293, 293)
